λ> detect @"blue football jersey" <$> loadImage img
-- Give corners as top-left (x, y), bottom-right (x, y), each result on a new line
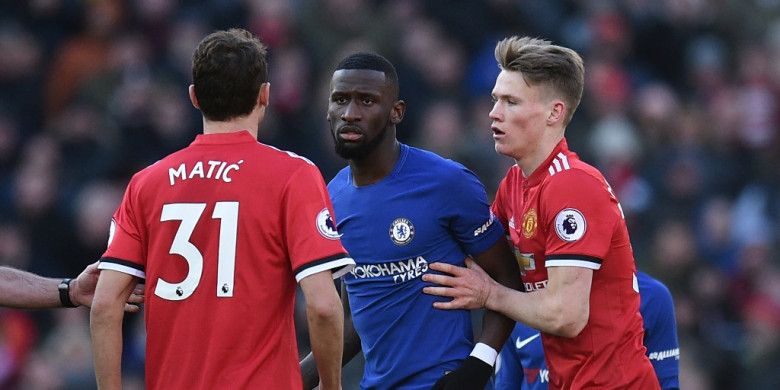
top-left (495, 272), bottom-right (680, 390)
top-left (329, 144), bottom-right (505, 390)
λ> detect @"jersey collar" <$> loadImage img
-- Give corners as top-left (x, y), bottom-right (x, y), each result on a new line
top-left (524, 138), bottom-right (570, 187)
top-left (191, 130), bottom-right (257, 145)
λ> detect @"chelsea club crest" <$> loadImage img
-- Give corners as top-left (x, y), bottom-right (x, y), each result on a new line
top-left (389, 218), bottom-right (415, 245)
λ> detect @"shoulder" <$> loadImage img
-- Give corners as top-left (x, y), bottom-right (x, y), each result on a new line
top-left (406, 145), bottom-right (481, 186)
top-left (638, 272), bottom-right (674, 308)
top-left (327, 166), bottom-right (351, 196)
top-left (257, 143), bottom-right (317, 168)
top-left (541, 160), bottom-right (611, 202)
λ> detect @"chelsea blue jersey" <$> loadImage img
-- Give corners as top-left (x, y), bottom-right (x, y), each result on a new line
top-left (495, 271), bottom-right (680, 390)
top-left (328, 144), bottom-right (505, 390)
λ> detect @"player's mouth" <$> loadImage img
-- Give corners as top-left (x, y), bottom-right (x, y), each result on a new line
top-left (492, 126), bottom-right (505, 139)
top-left (338, 126), bottom-right (364, 142)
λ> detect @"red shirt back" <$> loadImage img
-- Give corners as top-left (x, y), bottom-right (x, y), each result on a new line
top-left (492, 139), bottom-right (658, 389)
top-left (100, 131), bottom-right (353, 389)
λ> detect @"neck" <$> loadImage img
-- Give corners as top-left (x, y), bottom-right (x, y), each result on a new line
top-left (202, 110), bottom-right (263, 139)
top-left (349, 139), bottom-right (401, 186)
top-left (516, 132), bottom-right (564, 177)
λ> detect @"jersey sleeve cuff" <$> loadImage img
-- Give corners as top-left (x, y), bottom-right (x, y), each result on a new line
top-left (470, 342), bottom-right (499, 366)
top-left (98, 257), bottom-right (146, 279)
top-left (545, 254), bottom-right (602, 270)
top-left (295, 254), bottom-right (356, 282)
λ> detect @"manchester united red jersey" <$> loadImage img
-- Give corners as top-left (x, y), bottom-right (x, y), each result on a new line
top-left (492, 138), bottom-right (658, 389)
top-left (99, 130), bottom-right (354, 390)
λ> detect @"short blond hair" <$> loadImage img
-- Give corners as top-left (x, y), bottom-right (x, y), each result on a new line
top-left (495, 36), bottom-right (584, 126)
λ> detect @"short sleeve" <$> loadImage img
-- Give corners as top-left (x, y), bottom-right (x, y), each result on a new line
top-left (283, 163), bottom-right (354, 282)
top-left (100, 178), bottom-right (147, 278)
top-left (541, 170), bottom-right (621, 269)
top-left (641, 277), bottom-right (680, 389)
top-left (443, 166), bottom-right (504, 256)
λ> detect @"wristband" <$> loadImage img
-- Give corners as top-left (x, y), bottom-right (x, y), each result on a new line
top-left (58, 278), bottom-right (78, 308)
top-left (469, 342), bottom-right (498, 366)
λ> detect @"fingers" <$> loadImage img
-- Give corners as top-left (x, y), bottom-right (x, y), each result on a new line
top-left (427, 261), bottom-right (463, 275)
top-left (127, 293), bottom-right (144, 305)
top-left (421, 272), bottom-right (454, 286)
top-left (124, 303), bottom-right (141, 313)
top-left (422, 286), bottom-right (454, 297)
top-left (465, 258), bottom-right (479, 269)
top-left (432, 299), bottom-right (467, 310)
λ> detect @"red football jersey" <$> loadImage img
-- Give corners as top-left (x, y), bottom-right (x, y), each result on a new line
top-left (492, 139), bottom-right (659, 389)
top-left (99, 131), bottom-right (354, 390)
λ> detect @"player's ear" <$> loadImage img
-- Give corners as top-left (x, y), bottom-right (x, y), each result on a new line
top-left (188, 85), bottom-right (200, 109)
top-left (390, 100), bottom-right (406, 124)
top-left (546, 100), bottom-right (565, 126)
top-left (257, 82), bottom-right (270, 107)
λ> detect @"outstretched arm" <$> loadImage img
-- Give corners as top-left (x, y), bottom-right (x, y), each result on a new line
top-left (0, 263), bottom-right (143, 310)
top-left (301, 281), bottom-right (361, 390)
top-left (72, 262), bottom-right (144, 311)
top-left (0, 266), bottom-right (66, 308)
top-left (299, 271), bottom-right (344, 390)
top-left (424, 260), bottom-right (591, 337)
top-left (469, 240), bottom-right (522, 351)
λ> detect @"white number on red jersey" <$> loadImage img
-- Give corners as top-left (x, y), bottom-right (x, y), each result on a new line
top-left (156, 202), bottom-right (239, 300)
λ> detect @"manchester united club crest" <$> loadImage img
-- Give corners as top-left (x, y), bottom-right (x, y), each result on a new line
top-left (522, 208), bottom-right (538, 238)
top-left (389, 218), bottom-right (415, 245)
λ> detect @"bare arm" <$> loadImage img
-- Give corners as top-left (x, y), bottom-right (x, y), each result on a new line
top-left (424, 260), bottom-right (592, 337)
top-left (0, 266), bottom-right (63, 308)
top-left (468, 240), bottom-right (522, 351)
top-left (299, 271), bottom-right (344, 390)
top-left (0, 263), bottom-right (144, 311)
top-left (301, 281), bottom-right (361, 390)
top-left (90, 269), bottom-right (137, 390)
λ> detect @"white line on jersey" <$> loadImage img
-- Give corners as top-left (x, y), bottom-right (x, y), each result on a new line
top-left (548, 153), bottom-right (571, 176)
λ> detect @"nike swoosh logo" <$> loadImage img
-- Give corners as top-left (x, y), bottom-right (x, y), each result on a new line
top-left (515, 333), bottom-right (541, 349)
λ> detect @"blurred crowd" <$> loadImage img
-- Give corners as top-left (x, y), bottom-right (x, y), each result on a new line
top-left (1, 0), bottom-right (779, 389)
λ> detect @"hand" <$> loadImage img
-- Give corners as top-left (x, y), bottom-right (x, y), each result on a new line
top-left (72, 262), bottom-right (145, 312)
top-left (422, 259), bottom-right (496, 310)
top-left (431, 356), bottom-right (493, 390)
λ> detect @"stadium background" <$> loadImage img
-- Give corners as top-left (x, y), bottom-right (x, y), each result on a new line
top-left (1, 0), bottom-right (779, 389)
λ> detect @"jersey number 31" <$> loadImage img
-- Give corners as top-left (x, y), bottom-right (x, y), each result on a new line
top-left (157, 202), bottom-right (238, 301)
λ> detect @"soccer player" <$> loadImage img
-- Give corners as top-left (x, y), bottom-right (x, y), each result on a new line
top-left (90, 29), bottom-right (354, 390)
top-left (0, 262), bottom-right (141, 311)
top-left (496, 271), bottom-right (680, 390)
top-left (301, 52), bottom-right (521, 390)
top-left (423, 36), bottom-right (660, 389)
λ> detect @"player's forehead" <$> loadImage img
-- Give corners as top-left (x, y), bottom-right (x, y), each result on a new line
top-left (330, 69), bottom-right (388, 94)
top-left (492, 69), bottom-right (532, 98)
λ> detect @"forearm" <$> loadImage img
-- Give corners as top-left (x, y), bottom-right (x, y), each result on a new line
top-left (0, 267), bottom-right (62, 308)
top-left (489, 284), bottom-right (582, 337)
top-left (307, 305), bottom-right (344, 389)
top-left (300, 317), bottom-right (361, 389)
top-left (473, 241), bottom-right (523, 351)
top-left (90, 300), bottom-right (125, 389)
top-left (90, 270), bottom-right (136, 389)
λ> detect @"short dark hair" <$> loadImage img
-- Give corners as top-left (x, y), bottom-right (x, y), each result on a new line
top-left (335, 52), bottom-right (399, 99)
top-left (495, 36), bottom-right (584, 126)
top-left (191, 28), bottom-right (268, 121)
